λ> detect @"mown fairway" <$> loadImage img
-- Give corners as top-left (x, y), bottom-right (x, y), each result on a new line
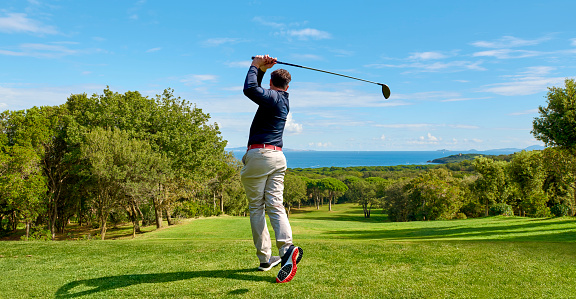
top-left (1, 203), bottom-right (576, 298)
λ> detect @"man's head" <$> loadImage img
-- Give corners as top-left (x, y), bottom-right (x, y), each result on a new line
top-left (270, 69), bottom-right (291, 91)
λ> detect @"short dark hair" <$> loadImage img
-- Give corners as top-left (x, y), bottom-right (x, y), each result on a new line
top-left (270, 69), bottom-right (291, 89)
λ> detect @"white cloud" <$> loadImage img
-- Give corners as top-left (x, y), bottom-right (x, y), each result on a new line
top-left (482, 76), bottom-right (565, 96)
top-left (367, 60), bottom-right (485, 73)
top-left (473, 49), bottom-right (541, 59)
top-left (285, 113), bottom-right (303, 135)
top-left (179, 74), bottom-right (218, 85)
top-left (286, 28), bottom-right (331, 40)
top-left (201, 38), bottom-right (244, 47)
top-left (375, 123), bottom-right (480, 130)
top-left (520, 66), bottom-right (555, 76)
top-left (226, 61), bottom-right (252, 68)
top-left (408, 51), bottom-right (447, 60)
top-left (509, 109), bottom-right (539, 116)
top-left (571, 38), bottom-right (576, 46)
top-left (471, 36), bottom-right (550, 48)
top-left (426, 133), bottom-right (439, 142)
top-left (291, 53), bottom-right (323, 60)
top-left (376, 124), bottom-right (431, 129)
top-left (410, 133), bottom-right (441, 145)
top-left (0, 84), bottom-right (107, 110)
top-left (0, 12), bottom-right (58, 35)
top-left (0, 43), bottom-right (77, 58)
top-left (252, 16), bottom-right (285, 28)
top-left (146, 47), bottom-right (162, 53)
top-left (309, 142), bottom-right (332, 148)
top-left (442, 97), bottom-right (492, 102)
top-left (380, 134), bottom-right (386, 141)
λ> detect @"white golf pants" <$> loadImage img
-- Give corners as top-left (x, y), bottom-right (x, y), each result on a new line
top-left (241, 148), bottom-right (293, 263)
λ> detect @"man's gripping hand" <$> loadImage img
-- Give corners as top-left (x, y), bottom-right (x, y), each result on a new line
top-left (252, 55), bottom-right (277, 72)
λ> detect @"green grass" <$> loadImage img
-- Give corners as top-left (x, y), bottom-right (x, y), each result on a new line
top-left (1, 203), bottom-right (576, 298)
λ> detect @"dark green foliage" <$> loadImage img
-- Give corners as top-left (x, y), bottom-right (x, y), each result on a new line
top-left (532, 78), bottom-right (576, 148)
top-left (431, 153), bottom-right (487, 164)
top-left (550, 204), bottom-right (572, 217)
top-left (0, 88), bottom-right (235, 239)
top-left (489, 203), bottom-right (514, 216)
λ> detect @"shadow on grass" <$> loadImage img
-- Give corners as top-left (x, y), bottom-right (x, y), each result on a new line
top-left (326, 219), bottom-right (576, 242)
top-left (55, 268), bottom-right (270, 298)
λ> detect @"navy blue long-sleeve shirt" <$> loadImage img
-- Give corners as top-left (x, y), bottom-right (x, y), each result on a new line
top-left (243, 65), bottom-right (289, 148)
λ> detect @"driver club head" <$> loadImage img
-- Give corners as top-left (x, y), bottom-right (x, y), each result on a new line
top-left (381, 84), bottom-right (391, 99)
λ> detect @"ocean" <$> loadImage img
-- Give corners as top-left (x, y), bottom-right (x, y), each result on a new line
top-left (231, 149), bottom-right (520, 169)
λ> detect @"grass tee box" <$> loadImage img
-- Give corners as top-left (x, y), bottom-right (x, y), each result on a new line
top-left (1, 203), bottom-right (576, 298)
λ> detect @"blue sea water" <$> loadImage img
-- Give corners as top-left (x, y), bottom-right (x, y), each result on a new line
top-left (231, 149), bottom-right (519, 169)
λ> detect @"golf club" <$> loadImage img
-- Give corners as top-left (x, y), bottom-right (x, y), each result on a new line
top-left (251, 56), bottom-right (391, 99)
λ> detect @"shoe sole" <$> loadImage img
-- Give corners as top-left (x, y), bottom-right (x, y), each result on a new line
top-left (276, 247), bottom-right (302, 283)
top-left (258, 258), bottom-right (281, 271)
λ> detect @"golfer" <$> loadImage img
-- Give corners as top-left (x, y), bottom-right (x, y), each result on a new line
top-left (241, 54), bottom-right (303, 283)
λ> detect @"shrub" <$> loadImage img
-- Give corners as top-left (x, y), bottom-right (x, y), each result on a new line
top-left (489, 203), bottom-right (514, 216)
top-left (460, 201), bottom-right (483, 218)
top-left (551, 204), bottom-right (571, 217)
top-left (20, 229), bottom-right (51, 241)
top-left (533, 207), bottom-right (552, 218)
top-left (455, 213), bottom-right (467, 220)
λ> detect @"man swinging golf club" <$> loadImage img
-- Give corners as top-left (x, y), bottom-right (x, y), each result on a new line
top-left (241, 54), bottom-right (303, 283)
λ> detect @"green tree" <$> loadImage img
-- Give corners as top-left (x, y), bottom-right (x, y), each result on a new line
top-left (0, 145), bottom-right (47, 239)
top-left (67, 88), bottom-right (227, 228)
top-left (347, 179), bottom-right (377, 218)
top-left (508, 151), bottom-right (548, 217)
top-left (541, 148), bottom-right (575, 214)
top-left (532, 79), bottom-right (576, 212)
top-left (303, 178), bottom-right (324, 209)
top-left (283, 174), bottom-right (307, 214)
top-left (472, 157), bottom-right (509, 216)
top-left (81, 128), bottom-right (171, 239)
top-left (318, 177), bottom-right (348, 211)
top-left (405, 168), bottom-right (463, 221)
top-left (382, 179), bottom-right (411, 222)
top-left (0, 106), bottom-right (76, 239)
top-left (532, 78), bottom-right (576, 148)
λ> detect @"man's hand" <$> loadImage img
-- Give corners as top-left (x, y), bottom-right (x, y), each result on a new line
top-left (252, 55), bottom-right (277, 72)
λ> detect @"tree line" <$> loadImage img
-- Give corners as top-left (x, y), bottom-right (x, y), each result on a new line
top-left (2, 79), bottom-right (574, 239)
top-left (282, 79), bottom-right (576, 221)
top-left (0, 88), bottom-right (247, 240)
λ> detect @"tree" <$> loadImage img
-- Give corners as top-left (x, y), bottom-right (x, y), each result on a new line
top-left (404, 168), bottom-right (463, 221)
top-left (81, 128), bottom-right (171, 239)
top-left (532, 79), bottom-right (576, 212)
top-left (541, 148), bottom-right (575, 215)
top-left (0, 106), bottom-right (76, 239)
top-left (382, 179), bottom-right (411, 222)
top-left (508, 151), bottom-right (548, 217)
top-left (319, 178), bottom-right (348, 211)
top-left (347, 179), bottom-right (377, 218)
top-left (283, 174), bottom-right (307, 214)
top-left (472, 157), bottom-right (509, 216)
top-left (532, 78), bottom-right (576, 148)
top-left (67, 88), bottom-right (227, 229)
top-left (0, 145), bottom-right (47, 239)
top-left (303, 178), bottom-right (323, 209)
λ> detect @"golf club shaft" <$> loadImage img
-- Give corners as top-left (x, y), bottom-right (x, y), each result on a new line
top-left (276, 61), bottom-right (382, 86)
top-left (250, 56), bottom-right (382, 86)
top-left (250, 56), bottom-right (390, 99)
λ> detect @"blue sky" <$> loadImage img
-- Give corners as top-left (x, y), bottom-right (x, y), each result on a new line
top-left (1, 0), bottom-right (575, 151)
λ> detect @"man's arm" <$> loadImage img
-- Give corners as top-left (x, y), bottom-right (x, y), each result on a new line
top-left (243, 55), bottom-right (278, 105)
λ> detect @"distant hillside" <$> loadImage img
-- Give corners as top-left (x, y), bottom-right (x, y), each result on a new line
top-left (430, 152), bottom-right (516, 164)
top-left (429, 153), bottom-right (487, 164)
